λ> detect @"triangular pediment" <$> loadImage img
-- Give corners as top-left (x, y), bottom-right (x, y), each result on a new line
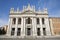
top-left (25, 10), bottom-right (33, 12)
top-left (23, 10), bottom-right (34, 13)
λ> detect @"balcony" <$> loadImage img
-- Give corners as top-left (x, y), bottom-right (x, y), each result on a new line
top-left (26, 24), bottom-right (32, 28)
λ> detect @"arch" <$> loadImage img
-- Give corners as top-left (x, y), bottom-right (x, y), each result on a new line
top-left (26, 17), bottom-right (32, 24)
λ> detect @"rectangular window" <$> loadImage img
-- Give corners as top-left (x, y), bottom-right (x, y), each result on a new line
top-left (43, 28), bottom-right (46, 35)
top-left (37, 28), bottom-right (40, 36)
top-left (42, 18), bottom-right (44, 24)
top-left (37, 18), bottom-right (39, 24)
top-left (27, 28), bottom-right (31, 35)
top-left (17, 28), bottom-right (21, 36)
top-left (11, 28), bottom-right (15, 36)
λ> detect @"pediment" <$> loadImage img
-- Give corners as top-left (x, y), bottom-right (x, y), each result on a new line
top-left (23, 10), bottom-right (34, 13)
top-left (25, 10), bottom-right (33, 12)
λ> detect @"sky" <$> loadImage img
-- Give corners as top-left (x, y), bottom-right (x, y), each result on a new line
top-left (0, 0), bottom-right (60, 27)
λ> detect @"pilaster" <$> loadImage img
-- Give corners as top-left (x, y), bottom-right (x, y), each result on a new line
top-left (32, 17), bottom-right (37, 37)
top-left (7, 18), bottom-right (13, 36)
top-left (21, 17), bottom-right (25, 37)
top-left (45, 18), bottom-right (51, 36)
top-left (15, 18), bottom-right (18, 36)
top-left (7, 18), bottom-right (10, 36)
top-left (40, 18), bottom-right (43, 36)
top-left (23, 17), bottom-right (26, 37)
top-left (50, 19), bottom-right (54, 35)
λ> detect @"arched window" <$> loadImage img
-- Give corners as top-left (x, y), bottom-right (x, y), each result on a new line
top-left (42, 18), bottom-right (44, 24)
top-left (37, 18), bottom-right (39, 24)
top-left (18, 18), bottom-right (21, 24)
top-left (12, 18), bottom-right (16, 24)
top-left (26, 17), bottom-right (32, 24)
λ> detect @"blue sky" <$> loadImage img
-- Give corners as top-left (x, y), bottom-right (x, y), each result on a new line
top-left (0, 0), bottom-right (60, 27)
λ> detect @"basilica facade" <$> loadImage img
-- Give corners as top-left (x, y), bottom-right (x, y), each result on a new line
top-left (7, 4), bottom-right (51, 38)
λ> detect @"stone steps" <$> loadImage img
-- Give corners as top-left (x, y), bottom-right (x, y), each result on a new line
top-left (0, 37), bottom-right (60, 40)
top-left (0, 36), bottom-right (60, 40)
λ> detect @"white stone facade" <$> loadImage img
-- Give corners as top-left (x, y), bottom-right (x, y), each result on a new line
top-left (7, 4), bottom-right (51, 38)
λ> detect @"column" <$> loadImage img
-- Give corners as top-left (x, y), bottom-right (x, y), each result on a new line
top-left (32, 17), bottom-right (37, 37)
top-left (21, 17), bottom-right (25, 37)
top-left (15, 18), bottom-right (18, 36)
top-left (23, 17), bottom-right (25, 36)
top-left (40, 18), bottom-right (43, 36)
top-left (45, 18), bottom-right (51, 36)
top-left (7, 18), bottom-right (13, 36)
